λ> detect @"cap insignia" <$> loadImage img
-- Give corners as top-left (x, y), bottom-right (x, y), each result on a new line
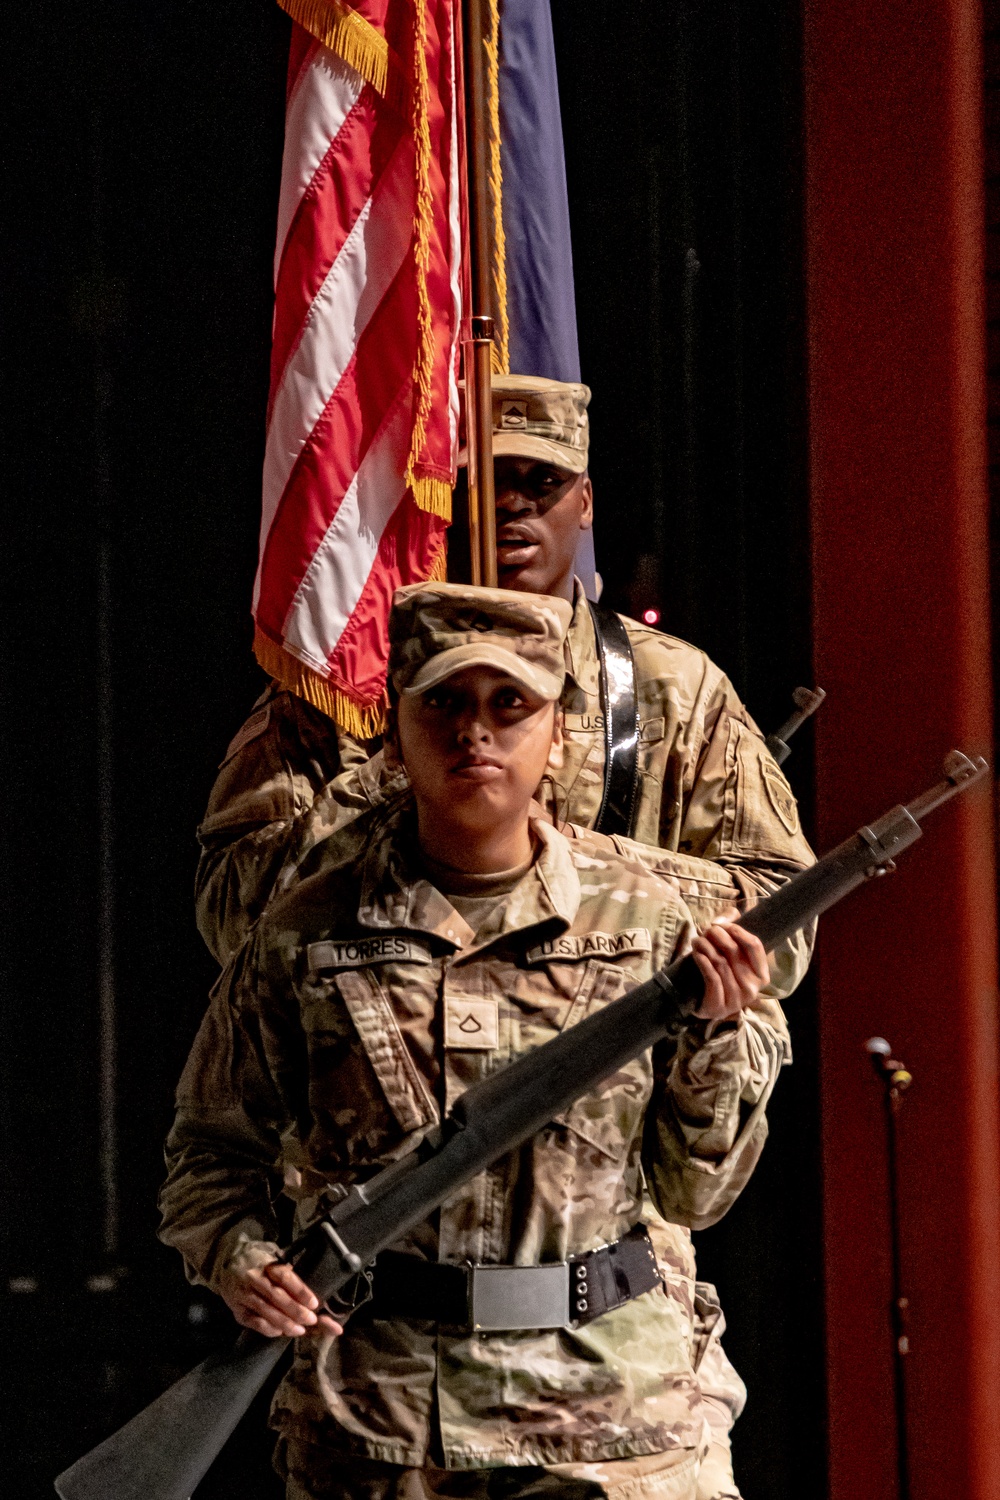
top-left (500, 400), bottom-right (528, 430)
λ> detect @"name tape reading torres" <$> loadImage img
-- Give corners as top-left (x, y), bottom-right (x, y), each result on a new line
top-left (308, 936), bottom-right (434, 970)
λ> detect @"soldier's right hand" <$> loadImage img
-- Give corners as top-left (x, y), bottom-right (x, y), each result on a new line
top-left (219, 1259), bottom-right (344, 1338)
top-left (690, 913), bottom-right (770, 1022)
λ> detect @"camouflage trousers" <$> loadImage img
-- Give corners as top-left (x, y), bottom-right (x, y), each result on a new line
top-left (277, 1443), bottom-right (704, 1500)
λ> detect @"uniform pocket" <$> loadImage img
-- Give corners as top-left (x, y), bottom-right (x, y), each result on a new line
top-left (296, 969), bottom-right (438, 1166)
top-left (512, 954), bottom-right (605, 1038)
top-left (552, 963), bottom-right (653, 1163)
top-left (333, 969), bottom-right (439, 1134)
top-left (722, 715), bottom-right (803, 855)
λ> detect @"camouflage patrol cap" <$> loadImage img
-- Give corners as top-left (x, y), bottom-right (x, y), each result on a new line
top-left (458, 374), bottom-right (590, 475)
top-left (389, 582), bottom-right (572, 701)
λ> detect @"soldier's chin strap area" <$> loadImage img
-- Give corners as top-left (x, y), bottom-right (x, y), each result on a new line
top-left (588, 600), bottom-right (641, 837)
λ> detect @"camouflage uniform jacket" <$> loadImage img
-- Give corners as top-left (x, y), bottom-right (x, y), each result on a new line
top-left (161, 805), bottom-right (789, 1468)
top-left (195, 683), bottom-right (371, 964)
top-left (195, 583), bottom-right (814, 972)
top-left (548, 586), bottom-right (812, 877)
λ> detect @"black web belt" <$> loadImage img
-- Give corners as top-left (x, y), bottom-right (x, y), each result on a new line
top-left (369, 1224), bottom-right (661, 1331)
top-left (588, 600), bottom-right (641, 839)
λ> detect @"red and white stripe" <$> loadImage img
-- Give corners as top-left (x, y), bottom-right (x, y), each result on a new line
top-left (254, 6), bottom-right (462, 710)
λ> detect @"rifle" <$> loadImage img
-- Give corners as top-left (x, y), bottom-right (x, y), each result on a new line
top-left (765, 684), bottom-right (826, 765)
top-left (55, 749), bottom-right (987, 1500)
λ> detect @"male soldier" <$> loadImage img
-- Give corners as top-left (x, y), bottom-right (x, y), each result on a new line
top-left (160, 584), bottom-right (786, 1500)
top-left (196, 377), bottom-right (811, 967)
top-left (192, 376), bottom-right (814, 1500)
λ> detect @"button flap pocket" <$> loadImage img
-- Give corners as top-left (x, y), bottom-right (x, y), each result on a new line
top-left (553, 1057), bottom-right (650, 1163)
top-left (550, 964), bottom-right (652, 1161)
top-left (334, 969), bottom-right (439, 1133)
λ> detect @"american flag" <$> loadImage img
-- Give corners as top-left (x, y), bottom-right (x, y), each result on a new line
top-left (252, 0), bottom-right (465, 736)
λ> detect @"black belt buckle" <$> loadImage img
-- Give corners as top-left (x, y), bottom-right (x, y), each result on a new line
top-left (467, 1261), bottom-right (571, 1331)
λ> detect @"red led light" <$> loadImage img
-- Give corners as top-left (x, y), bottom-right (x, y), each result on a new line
top-left (642, 608), bottom-right (660, 625)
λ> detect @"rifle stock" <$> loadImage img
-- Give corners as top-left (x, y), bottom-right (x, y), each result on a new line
top-left (54, 750), bottom-right (987, 1500)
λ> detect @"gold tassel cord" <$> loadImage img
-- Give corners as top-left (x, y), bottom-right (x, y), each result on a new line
top-left (253, 629), bottom-right (386, 737)
top-left (483, 0), bottom-right (508, 372)
top-left (405, 0), bottom-right (451, 519)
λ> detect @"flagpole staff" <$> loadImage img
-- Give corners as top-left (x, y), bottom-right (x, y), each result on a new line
top-left (462, 0), bottom-right (497, 587)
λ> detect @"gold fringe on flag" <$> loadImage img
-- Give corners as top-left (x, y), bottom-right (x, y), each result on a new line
top-left (253, 628), bottom-right (386, 738)
top-left (404, 0), bottom-right (453, 522)
top-left (483, 0), bottom-right (508, 372)
top-left (253, 537), bottom-right (447, 733)
top-left (410, 474), bottom-right (453, 518)
top-left (278, 0), bottom-right (390, 95)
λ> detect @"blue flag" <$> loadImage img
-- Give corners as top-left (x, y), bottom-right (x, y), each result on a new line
top-left (498, 0), bottom-right (597, 596)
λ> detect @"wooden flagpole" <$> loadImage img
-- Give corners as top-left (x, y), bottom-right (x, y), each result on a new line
top-left (461, 0), bottom-right (497, 587)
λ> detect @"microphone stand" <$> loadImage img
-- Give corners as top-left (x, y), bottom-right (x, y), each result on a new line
top-left (865, 1035), bottom-right (914, 1500)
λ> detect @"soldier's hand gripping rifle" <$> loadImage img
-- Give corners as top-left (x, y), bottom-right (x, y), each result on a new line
top-left (55, 750), bottom-right (988, 1500)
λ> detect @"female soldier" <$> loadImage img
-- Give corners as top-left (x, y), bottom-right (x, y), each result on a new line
top-left (159, 584), bottom-right (781, 1500)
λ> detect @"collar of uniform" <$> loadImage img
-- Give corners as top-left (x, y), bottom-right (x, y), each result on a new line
top-left (564, 577), bottom-right (601, 702)
top-left (356, 748), bottom-right (408, 805)
top-left (449, 816), bottom-right (581, 961)
top-left (355, 811), bottom-right (581, 953)
top-left (501, 816), bottom-right (581, 933)
top-left (355, 810), bottom-right (475, 947)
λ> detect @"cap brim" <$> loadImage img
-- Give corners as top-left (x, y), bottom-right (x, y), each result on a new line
top-left (457, 433), bottom-right (587, 475)
top-left (399, 643), bottom-right (564, 701)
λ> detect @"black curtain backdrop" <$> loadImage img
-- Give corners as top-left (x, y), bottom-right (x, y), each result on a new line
top-left (1, 3), bottom-right (824, 1496)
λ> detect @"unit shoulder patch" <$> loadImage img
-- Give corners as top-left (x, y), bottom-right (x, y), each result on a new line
top-left (762, 762), bottom-right (800, 836)
top-left (220, 703), bottom-right (272, 766)
top-left (525, 929), bottom-right (652, 964)
top-left (307, 935), bottom-right (434, 970)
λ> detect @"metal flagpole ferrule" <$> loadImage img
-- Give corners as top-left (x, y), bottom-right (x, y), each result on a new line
top-left (464, 316), bottom-right (496, 586)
